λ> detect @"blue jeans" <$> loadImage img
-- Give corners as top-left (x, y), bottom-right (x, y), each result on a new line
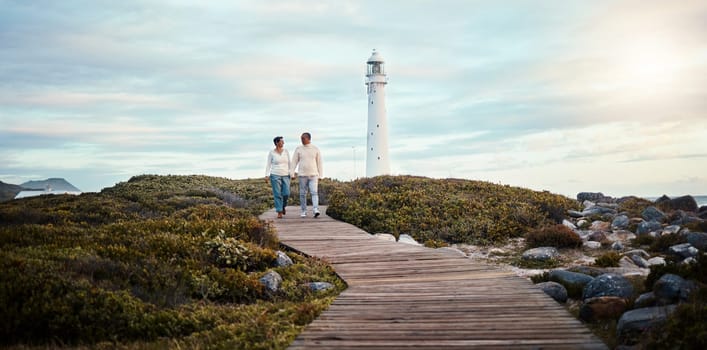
top-left (270, 175), bottom-right (290, 212)
top-left (298, 176), bottom-right (319, 212)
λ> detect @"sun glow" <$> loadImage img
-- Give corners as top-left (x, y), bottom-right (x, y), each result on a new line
top-left (620, 39), bottom-right (683, 87)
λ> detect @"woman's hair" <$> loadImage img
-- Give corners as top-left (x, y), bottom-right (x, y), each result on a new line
top-left (273, 136), bottom-right (283, 145)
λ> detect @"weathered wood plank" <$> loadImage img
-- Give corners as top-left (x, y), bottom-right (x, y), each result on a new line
top-left (260, 206), bottom-right (607, 349)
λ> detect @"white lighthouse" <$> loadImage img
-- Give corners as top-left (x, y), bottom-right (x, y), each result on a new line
top-left (365, 49), bottom-right (390, 177)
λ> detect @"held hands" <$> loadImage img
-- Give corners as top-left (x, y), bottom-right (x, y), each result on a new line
top-left (264, 176), bottom-right (269, 184)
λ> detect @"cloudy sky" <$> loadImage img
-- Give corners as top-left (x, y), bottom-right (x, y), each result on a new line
top-left (1, 0), bottom-right (705, 197)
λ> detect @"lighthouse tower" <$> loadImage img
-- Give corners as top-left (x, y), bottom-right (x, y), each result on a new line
top-left (365, 50), bottom-right (390, 177)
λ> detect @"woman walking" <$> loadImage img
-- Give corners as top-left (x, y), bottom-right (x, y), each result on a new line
top-left (265, 136), bottom-right (291, 218)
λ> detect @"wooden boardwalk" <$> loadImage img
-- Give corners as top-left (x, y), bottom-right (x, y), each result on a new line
top-left (261, 206), bottom-right (607, 349)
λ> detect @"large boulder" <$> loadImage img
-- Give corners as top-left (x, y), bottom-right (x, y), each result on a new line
top-left (611, 215), bottom-right (630, 230)
top-left (616, 305), bottom-right (677, 345)
top-left (659, 195), bottom-right (698, 212)
top-left (636, 220), bottom-right (662, 235)
top-left (686, 232), bottom-right (707, 250)
top-left (668, 243), bottom-right (698, 259)
top-left (536, 281), bottom-right (568, 303)
top-left (642, 206), bottom-right (666, 222)
top-left (582, 273), bottom-right (634, 300)
top-left (653, 273), bottom-right (697, 304)
top-left (577, 192), bottom-right (610, 203)
top-left (549, 269), bottom-right (594, 298)
top-left (669, 210), bottom-right (703, 226)
top-left (579, 296), bottom-right (628, 322)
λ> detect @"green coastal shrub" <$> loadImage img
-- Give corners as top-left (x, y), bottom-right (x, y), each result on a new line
top-left (0, 175), bottom-right (344, 349)
top-left (326, 175), bottom-right (579, 245)
top-left (524, 224), bottom-right (583, 249)
top-left (594, 251), bottom-right (621, 267)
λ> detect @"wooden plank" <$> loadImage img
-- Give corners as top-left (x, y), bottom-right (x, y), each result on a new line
top-left (259, 206), bottom-right (608, 349)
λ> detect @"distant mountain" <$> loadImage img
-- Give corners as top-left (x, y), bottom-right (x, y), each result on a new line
top-left (0, 181), bottom-right (26, 202)
top-left (20, 178), bottom-right (81, 192)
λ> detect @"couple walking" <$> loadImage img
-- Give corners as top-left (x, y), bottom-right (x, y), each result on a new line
top-left (265, 132), bottom-right (323, 219)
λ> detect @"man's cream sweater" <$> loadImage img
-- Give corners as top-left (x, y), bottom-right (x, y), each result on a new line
top-left (291, 144), bottom-right (323, 177)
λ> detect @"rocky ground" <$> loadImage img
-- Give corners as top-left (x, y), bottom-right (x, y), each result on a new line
top-left (386, 192), bottom-right (707, 348)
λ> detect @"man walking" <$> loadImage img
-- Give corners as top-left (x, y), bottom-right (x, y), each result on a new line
top-left (291, 132), bottom-right (323, 218)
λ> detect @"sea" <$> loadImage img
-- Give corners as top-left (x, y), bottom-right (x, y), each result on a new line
top-left (644, 195), bottom-right (707, 207)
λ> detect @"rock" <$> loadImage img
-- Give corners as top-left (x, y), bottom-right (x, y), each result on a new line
top-left (583, 241), bottom-right (602, 249)
top-left (601, 267), bottom-right (651, 277)
top-left (582, 273), bottom-right (634, 300)
top-left (629, 254), bottom-right (650, 268)
top-left (618, 256), bottom-right (638, 269)
top-left (536, 281), bottom-right (568, 303)
top-left (308, 281), bottom-right (334, 292)
top-left (568, 210), bottom-right (584, 218)
top-left (577, 192), bottom-right (610, 203)
top-left (577, 219), bottom-right (589, 228)
top-left (669, 210), bottom-right (702, 226)
top-left (641, 206), bottom-right (666, 222)
top-left (549, 269), bottom-right (594, 298)
top-left (562, 219), bottom-right (577, 230)
top-left (522, 247), bottom-right (559, 261)
top-left (699, 206), bottom-right (707, 219)
top-left (259, 270), bottom-right (282, 292)
top-left (661, 225), bottom-right (681, 236)
top-left (611, 241), bottom-right (624, 251)
top-left (588, 231), bottom-right (607, 242)
top-left (276, 251), bottom-right (293, 267)
top-left (567, 265), bottom-right (606, 277)
top-left (616, 305), bottom-right (677, 344)
top-left (655, 194), bottom-right (671, 204)
top-left (623, 249), bottom-right (649, 258)
top-left (653, 274), bottom-right (687, 304)
top-left (582, 206), bottom-right (616, 217)
top-left (612, 215), bottom-right (630, 230)
top-left (590, 221), bottom-right (610, 231)
top-left (647, 257), bottom-right (666, 266)
top-left (488, 248), bottom-right (507, 256)
top-left (686, 232), bottom-right (707, 250)
top-left (607, 230), bottom-right (636, 242)
top-left (634, 292), bottom-right (656, 308)
top-left (374, 233), bottom-right (397, 242)
top-left (668, 243), bottom-right (698, 259)
top-left (681, 257), bottom-right (697, 265)
top-left (636, 220), bottom-right (662, 235)
top-left (660, 195), bottom-right (699, 212)
top-left (579, 296), bottom-right (628, 322)
top-left (398, 234), bottom-right (422, 246)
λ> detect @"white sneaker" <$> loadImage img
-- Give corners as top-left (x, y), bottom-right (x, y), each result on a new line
top-left (300, 211), bottom-right (307, 218)
top-left (313, 209), bottom-right (320, 218)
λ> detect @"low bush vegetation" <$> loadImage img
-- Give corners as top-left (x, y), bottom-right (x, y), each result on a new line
top-left (524, 224), bottom-right (583, 249)
top-left (594, 251), bottom-right (621, 267)
top-left (0, 175), bottom-right (344, 349)
top-left (326, 175), bottom-right (579, 245)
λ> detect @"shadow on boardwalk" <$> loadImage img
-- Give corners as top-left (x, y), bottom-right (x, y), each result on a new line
top-left (260, 206), bottom-right (607, 349)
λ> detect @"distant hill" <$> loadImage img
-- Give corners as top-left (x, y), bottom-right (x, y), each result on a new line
top-left (20, 178), bottom-right (81, 192)
top-left (0, 181), bottom-right (25, 202)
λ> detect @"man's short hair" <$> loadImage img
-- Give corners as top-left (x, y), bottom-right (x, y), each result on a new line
top-left (302, 132), bottom-right (311, 140)
top-left (273, 136), bottom-right (283, 145)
